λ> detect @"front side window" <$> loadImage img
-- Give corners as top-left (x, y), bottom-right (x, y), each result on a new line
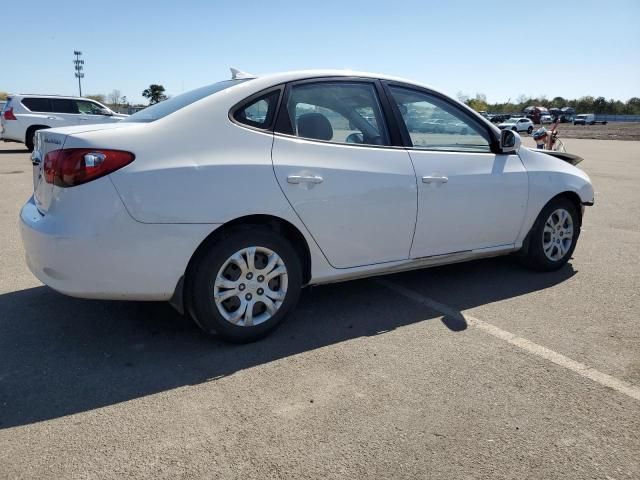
top-left (76, 100), bottom-right (104, 115)
top-left (388, 86), bottom-right (491, 152)
top-left (233, 90), bottom-right (280, 129)
top-left (22, 98), bottom-right (52, 113)
top-left (284, 82), bottom-right (389, 146)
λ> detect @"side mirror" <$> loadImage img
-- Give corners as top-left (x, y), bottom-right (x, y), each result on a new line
top-left (500, 129), bottom-right (521, 153)
top-left (99, 108), bottom-right (113, 116)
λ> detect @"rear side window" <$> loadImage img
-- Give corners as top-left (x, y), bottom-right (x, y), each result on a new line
top-left (51, 99), bottom-right (78, 114)
top-left (22, 98), bottom-right (52, 112)
top-left (281, 82), bottom-right (390, 146)
top-left (233, 90), bottom-right (280, 129)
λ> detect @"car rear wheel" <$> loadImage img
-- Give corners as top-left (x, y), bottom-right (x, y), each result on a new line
top-left (512, 127), bottom-right (517, 131)
top-left (518, 197), bottom-right (581, 271)
top-left (189, 228), bottom-right (302, 343)
top-left (527, 126), bottom-right (534, 134)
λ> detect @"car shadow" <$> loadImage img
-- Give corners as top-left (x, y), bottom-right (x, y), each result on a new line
top-left (0, 148), bottom-right (28, 154)
top-left (0, 256), bottom-right (575, 429)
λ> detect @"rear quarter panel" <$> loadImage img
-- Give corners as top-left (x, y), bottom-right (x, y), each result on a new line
top-left (81, 90), bottom-right (336, 282)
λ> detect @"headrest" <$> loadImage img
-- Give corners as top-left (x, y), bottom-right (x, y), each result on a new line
top-left (297, 113), bottom-right (333, 141)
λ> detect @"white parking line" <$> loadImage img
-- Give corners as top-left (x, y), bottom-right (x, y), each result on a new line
top-left (376, 279), bottom-right (640, 402)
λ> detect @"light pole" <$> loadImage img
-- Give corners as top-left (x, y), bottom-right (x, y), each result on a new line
top-left (73, 51), bottom-right (84, 96)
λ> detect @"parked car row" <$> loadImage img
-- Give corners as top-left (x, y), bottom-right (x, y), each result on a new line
top-left (0, 94), bottom-right (127, 151)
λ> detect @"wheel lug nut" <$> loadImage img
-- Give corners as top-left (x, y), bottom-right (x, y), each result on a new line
top-left (245, 293), bottom-right (252, 300)
top-left (257, 288), bottom-right (264, 295)
top-left (246, 273), bottom-right (253, 280)
top-left (239, 284), bottom-right (246, 291)
top-left (257, 275), bottom-right (265, 282)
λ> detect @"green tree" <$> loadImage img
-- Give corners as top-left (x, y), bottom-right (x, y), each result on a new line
top-left (142, 84), bottom-right (167, 105)
top-left (466, 93), bottom-right (488, 112)
top-left (593, 96), bottom-right (607, 114)
top-left (626, 97), bottom-right (640, 114)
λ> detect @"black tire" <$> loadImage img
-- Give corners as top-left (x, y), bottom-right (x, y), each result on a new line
top-left (512, 127), bottom-right (517, 131)
top-left (188, 228), bottom-right (302, 343)
top-left (518, 197), bottom-right (581, 271)
top-left (527, 126), bottom-right (534, 134)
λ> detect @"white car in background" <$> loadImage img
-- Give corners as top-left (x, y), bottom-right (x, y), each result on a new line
top-left (20, 69), bottom-right (594, 342)
top-left (1, 94), bottom-right (127, 151)
top-left (498, 117), bottom-right (534, 134)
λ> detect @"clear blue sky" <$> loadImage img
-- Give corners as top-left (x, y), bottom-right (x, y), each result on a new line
top-left (2, 0), bottom-right (639, 104)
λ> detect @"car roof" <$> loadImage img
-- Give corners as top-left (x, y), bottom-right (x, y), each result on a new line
top-left (241, 69), bottom-right (443, 95)
top-left (9, 93), bottom-right (99, 101)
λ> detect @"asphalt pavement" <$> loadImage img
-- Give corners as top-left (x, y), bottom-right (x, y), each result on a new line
top-left (0, 138), bottom-right (639, 479)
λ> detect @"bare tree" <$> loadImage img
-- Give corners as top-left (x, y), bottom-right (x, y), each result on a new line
top-left (108, 89), bottom-right (123, 109)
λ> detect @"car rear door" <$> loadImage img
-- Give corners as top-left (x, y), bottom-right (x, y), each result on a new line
top-left (384, 83), bottom-right (528, 258)
top-left (271, 79), bottom-right (417, 268)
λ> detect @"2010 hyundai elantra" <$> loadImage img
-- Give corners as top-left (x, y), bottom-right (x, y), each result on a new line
top-left (20, 69), bottom-right (594, 342)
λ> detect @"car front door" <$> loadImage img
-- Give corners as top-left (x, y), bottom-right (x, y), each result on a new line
top-left (385, 84), bottom-right (528, 258)
top-left (271, 79), bottom-right (417, 268)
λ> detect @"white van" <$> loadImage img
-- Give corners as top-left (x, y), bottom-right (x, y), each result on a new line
top-left (573, 114), bottom-right (608, 126)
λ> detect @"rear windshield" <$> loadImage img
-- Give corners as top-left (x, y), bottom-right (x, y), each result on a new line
top-left (123, 80), bottom-right (249, 123)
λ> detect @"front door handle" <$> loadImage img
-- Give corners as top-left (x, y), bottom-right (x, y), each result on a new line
top-left (422, 175), bottom-right (448, 184)
top-left (287, 175), bottom-right (324, 185)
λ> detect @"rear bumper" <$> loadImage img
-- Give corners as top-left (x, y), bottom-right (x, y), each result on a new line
top-left (20, 183), bottom-right (218, 301)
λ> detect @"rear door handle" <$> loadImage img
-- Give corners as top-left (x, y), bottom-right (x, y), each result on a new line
top-left (422, 175), bottom-right (448, 184)
top-left (287, 175), bottom-right (324, 184)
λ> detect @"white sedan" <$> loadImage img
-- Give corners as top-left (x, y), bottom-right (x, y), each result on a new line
top-left (21, 69), bottom-right (594, 342)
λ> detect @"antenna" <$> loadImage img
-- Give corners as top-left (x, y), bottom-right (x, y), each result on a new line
top-left (230, 67), bottom-right (256, 80)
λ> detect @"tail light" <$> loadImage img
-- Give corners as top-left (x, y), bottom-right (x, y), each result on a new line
top-left (43, 148), bottom-right (135, 187)
top-left (2, 107), bottom-right (17, 120)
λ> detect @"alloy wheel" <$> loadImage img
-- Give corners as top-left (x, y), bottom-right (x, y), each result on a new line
top-left (542, 208), bottom-right (574, 261)
top-left (213, 246), bottom-right (288, 327)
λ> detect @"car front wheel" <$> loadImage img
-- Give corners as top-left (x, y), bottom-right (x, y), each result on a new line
top-left (527, 126), bottom-right (534, 134)
top-left (189, 228), bottom-right (302, 343)
top-left (518, 197), bottom-right (581, 271)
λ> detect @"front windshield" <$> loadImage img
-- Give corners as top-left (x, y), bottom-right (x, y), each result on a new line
top-left (124, 79), bottom-right (249, 123)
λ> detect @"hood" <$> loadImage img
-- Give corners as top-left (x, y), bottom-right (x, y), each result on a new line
top-left (541, 150), bottom-right (583, 166)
